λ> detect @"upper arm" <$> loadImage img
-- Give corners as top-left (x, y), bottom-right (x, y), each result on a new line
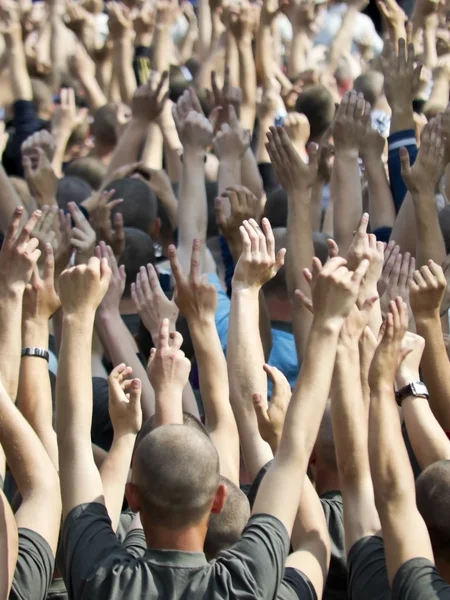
top-left (0, 488), bottom-right (17, 600)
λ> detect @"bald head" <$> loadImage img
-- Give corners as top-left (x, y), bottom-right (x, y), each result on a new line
top-left (204, 476), bottom-right (250, 560)
top-left (416, 460), bottom-right (450, 560)
top-left (133, 424), bottom-right (220, 528)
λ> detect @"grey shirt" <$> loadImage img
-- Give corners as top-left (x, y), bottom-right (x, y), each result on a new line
top-left (10, 529), bottom-right (54, 600)
top-left (61, 502), bottom-right (290, 600)
top-left (392, 557), bottom-right (450, 599)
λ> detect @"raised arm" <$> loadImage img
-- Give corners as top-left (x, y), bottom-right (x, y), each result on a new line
top-left (399, 118), bottom-right (447, 267)
top-left (266, 126), bottom-right (317, 361)
top-left (396, 330), bottom-right (450, 469)
top-left (0, 208), bottom-right (42, 401)
top-left (368, 298), bottom-right (435, 584)
top-left (331, 90), bottom-right (371, 255)
top-left (173, 89), bottom-right (214, 275)
top-left (0, 3), bottom-right (32, 101)
top-left (100, 365), bottom-right (142, 532)
top-left (227, 219), bottom-right (282, 480)
top-left (0, 488), bottom-right (17, 600)
top-left (95, 243), bottom-right (156, 421)
top-left (254, 251), bottom-right (369, 542)
top-left (170, 240), bottom-right (240, 486)
top-left (17, 245), bottom-right (61, 469)
top-left (56, 257), bottom-right (111, 518)
top-left (409, 261), bottom-right (450, 430)
top-left (147, 319), bottom-right (191, 427)
top-left (108, 3), bottom-right (136, 106)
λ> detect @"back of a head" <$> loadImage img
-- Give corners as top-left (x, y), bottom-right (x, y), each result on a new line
top-left (416, 460), bottom-right (450, 561)
top-left (105, 178), bottom-right (158, 234)
top-left (133, 424), bottom-right (220, 529)
top-left (92, 104), bottom-right (119, 149)
top-left (204, 476), bottom-right (250, 560)
top-left (295, 85), bottom-right (335, 140)
top-left (264, 188), bottom-right (288, 228)
top-left (56, 176), bottom-right (93, 211)
top-left (353, 71), bottom-right (384, 107)
top-left (119, 228), bottom-right (155, 297)
top-left (65, 157), bottom-right (107, 190)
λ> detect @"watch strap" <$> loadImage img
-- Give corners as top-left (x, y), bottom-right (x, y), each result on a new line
top-left (21, 347), bottom-right (50, 362)
top-left (395, 381), bottom-right (429, 406)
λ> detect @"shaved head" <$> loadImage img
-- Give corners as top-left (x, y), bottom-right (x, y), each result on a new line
top-left (133, 424), bottom-right (220, 529)
top-left (204, 476), bottom-right (250, 560)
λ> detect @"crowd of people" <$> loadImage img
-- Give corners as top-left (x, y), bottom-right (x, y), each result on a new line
top-left (0, 0), bottom-right (450, 598)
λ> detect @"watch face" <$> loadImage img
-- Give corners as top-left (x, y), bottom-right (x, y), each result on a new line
top-left (411, 381), bottom-right (428, 396)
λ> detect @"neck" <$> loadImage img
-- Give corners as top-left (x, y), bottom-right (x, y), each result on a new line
top-left (143, 519), bottom-right (208, 553)
top-left (265, 294), bottom-right (291, 322)
top-left (436, 556), bottom-right (450, 584)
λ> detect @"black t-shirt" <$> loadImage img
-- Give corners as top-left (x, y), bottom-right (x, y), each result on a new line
top-left (392, 557), bottom-right (450, 599)
top-left (247, 461), bottom-right (347, 600)
top-left (61, 502), bottom-right (290, 600)
top-left (10, 528), bottom-right (54, 600)
top-left (347, 535), bottom-right (389, 600)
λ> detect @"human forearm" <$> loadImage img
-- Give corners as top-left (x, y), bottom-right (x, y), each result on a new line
top-left (327, 7), bottom-right (357, 74)
top-left (364, 157), bottom-right (396, 230)
top-left (415, 314), bottom-right (450, 429)
top-left (0, 289), bottom-right (25, 401)
top-left (113, 36), bottom-right (137, 106)
top-left (100, 433), bottom-right (135, 531)
top-left (332, 154), bottom-right (363, 254)
top-left (106, 119), bottom-right (146, 177)
top-left (17, 319), bottom-right (58, 469)
top-left (0, 166), bottom-right (27, 235)
top-left (390, 103), bottom-right (415, 135)
top-left (287, 28), bottom-right (309, 79)
top-left (78, 73), bottom-right (107, 113)
top-left (241, 149), bottom-right (264, 201)
top-left (218, 157), bottom-right (241, 197)
top-left (95, 310), bottom-right (155, 421)
top-left (413, 192), bottom-right (446, 267)
top-left (152, 25), bottom-right (171, 73)
top-left (6, 42), bottom-right (32, 100)
top-left (51, 129), bottom-right (72, 178)
top-left (424, 72), bottom-right (449, 115)
top-left (287, 195), bottom-right (314, 360)
top-left (141, 122), bottom-right (164, 170)
top-left (238, 37), bottom-right (256, 131)
top-left (310, 180), bottom-right (324, 233)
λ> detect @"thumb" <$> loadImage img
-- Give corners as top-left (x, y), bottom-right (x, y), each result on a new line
top-left (294, 289), bottom-right (314, 314)
top-left (252, 393), bottom-right (270, 428)
top-left (308, 142), bottom-right (319, 171)
top-left (360, 295), bottom-right (379, 321)
top-left (129, 378), bottom-right (142, 405)
top-left (209, 106), bottom-right (222, 130)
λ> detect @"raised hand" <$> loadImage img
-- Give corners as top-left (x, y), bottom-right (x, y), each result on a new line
top-left (22, 244), bottom-right (61, 322)
top-left (173, 89), bottom-right (214, 151)
top-left (253, 364), bottom-right (291, 454)
top-left (108, 364), bottom-right (142, 437)
top-left (346, 213), bottom-right (384, 298)
top-left (107, 1), bottom-right (133, 39)
top-left (283, 112), bottom-right (310, 157)
top-left (206, 67), bottom-right (242, 128)
top-left (95, 242), bottom-right (126, 315)
top-left (380, 39), bottom-right (422, 114)
top-left (32, 206), bottom-right (59, 253)
top-left (332, 90), bottom-right (371, 157)
top-left (232, 218), bottom-right (286, 291)
top-left (67, 202), bottom-right (96, 265)
top-left (369, 297), bottom-right (410, 388)
top-left (215, 185), bottom-right (260, 260)
top-left (147, 318), bottom-right (191, 394)
top-left (132, 71), bottom-right (169, 123)
top-left (301, 256), bottom-right (370, 326)
top-left (169, 239), bottom-right (217, 322)
top-left (0, 208), bottom-right (42, 292)
top-left (22, 148), bottom-right (59, 208)
top-left (131, 263), bottom-right (179, 341)
top-left (90, 190), bottom-right (125, 258)
top-left (395, 331), bottom-right (425, 389)
top-left (376, 0), bottom-right (406, 42)
top-left (213, 105), bottom-right (251, 159)
top-left (266, 126), bottom-right (318, 193)
top-left (52, 88), bottom-right (88, 137)
top-left (410, 260), bottom-right (447, 321)
top-left (58, 256), bottom-right (111, 317)
top-left (400, 118), bottom-right (445, 195)
top-left (379, 249), bottom-right (415, 317)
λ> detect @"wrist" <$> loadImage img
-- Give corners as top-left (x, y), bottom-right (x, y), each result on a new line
top-left (231, 280), bottom-right (261, 294)
top-left (334, 147), bottom-right (359, 160)
top-left (311, 315), bottom-right (343, 337)
top-left (188, 315), bottom-right (217, 333)
top-left (396, 371), bottom-right (420, 389)
top-left (414, 310), bottom-right (440, 326)
top-left (22, 319), bottom-right (49, 345)
top-left (113, 430), bottom-right (138, 444)
top-left (336, 337), bottom-right (359, 355)
top-left (182, 147), bottom-right (207, 160)
top-left (0, 284), bottom-right (24, 300)
top-left (62, 311), bottom-right (96, 325)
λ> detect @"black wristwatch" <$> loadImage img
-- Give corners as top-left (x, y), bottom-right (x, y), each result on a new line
top-left (395, 381), bottom-right (429, 407)
top-left (21, 347), bottom-right (50, 362)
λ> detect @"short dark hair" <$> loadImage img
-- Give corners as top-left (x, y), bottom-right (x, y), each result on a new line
top-left (65, 157), bottom-right (107, 190)
top-left (416, 460), bottom-right (450, 561)
top-left (133, 424), bottom-right (220, 529)
top-left (105, 178), bottom-right (158, 234)
top-left (264, 188), bottom-right (288, 228)
top-left (135, 411), bottom-right (208, 454)
top-left (119, 228), bottom-right (155, 297)
top-left (56, 176), bottom-right (93, 210)
top-left (204, 476), bottom-right (250, 560)
top-left (92, 104), bottom-right (118, 149)
top-left (295, 85), bottom-right (335, 139)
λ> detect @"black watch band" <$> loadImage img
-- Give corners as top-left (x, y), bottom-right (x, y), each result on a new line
top-left (21, 347), bottom-right (50, 362)
top-left (395, 381), bottom-right (429, 406)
